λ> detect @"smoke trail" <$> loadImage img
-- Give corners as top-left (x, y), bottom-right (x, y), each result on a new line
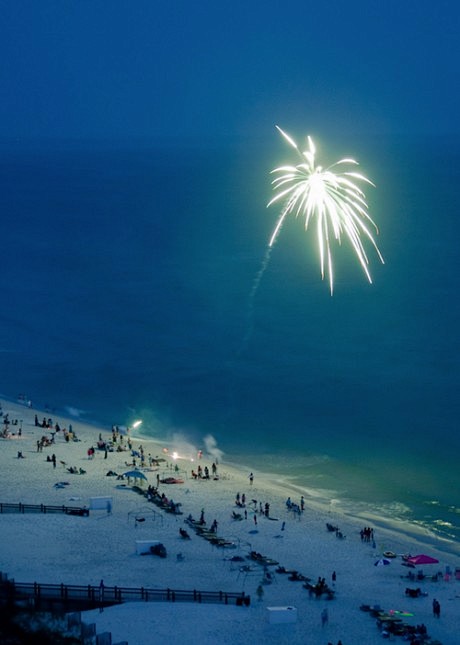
top-left (203, 434), bottom-right (224, 462)
top-left (222, 247), bottom-right (273, 429)
top-left (237, 245), bottom-right (273, 356)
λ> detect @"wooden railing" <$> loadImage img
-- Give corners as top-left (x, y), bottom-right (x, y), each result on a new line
top-left (0, 502), bottom-right (89, 516)
top-left (0, 579), bottom-right (250, 610)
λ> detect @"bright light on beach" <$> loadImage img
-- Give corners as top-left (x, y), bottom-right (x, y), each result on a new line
top-left (268, 126), bottom-right (384, 294)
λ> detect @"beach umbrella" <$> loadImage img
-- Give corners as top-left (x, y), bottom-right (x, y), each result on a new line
top-left (374, 558), bottom-right (391, 567)
top-left (123, 470), bottom-right (148, 482)
top-left (406, 554), bottom-right (439, 566)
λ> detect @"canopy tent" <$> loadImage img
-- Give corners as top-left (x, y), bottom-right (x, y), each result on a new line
top-left (406, 554), bottom-right (439, 566)
top-left (123, 470), bottom-right (148, 483)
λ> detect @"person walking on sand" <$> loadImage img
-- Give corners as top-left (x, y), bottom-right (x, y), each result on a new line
top-left (433, 598), bottom-right (441, 618)
top-left (249, 472), bottom-right (254, 485)
top-left (51, 454), bottom-right (56, 469)
top-left (253, 514), bottom-right (257, 526)
top-left (256, 584), bottom-right (264, 601)
top-left (321, 607), bottom-right (329, 627)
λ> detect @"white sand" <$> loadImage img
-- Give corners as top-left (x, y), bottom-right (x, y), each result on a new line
top-left (0, 398), bottom-right (459, 644)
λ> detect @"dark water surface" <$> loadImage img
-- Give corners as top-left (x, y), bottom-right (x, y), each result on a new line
top-left (0, 135), bottom-right (459, 549)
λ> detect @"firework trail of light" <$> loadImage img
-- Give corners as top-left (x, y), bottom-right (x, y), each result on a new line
top-left (268, 126), bottom-right (384, 295)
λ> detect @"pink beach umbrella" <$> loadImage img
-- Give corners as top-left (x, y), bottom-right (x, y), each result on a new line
top-left (406, 554), bottom-right (439, 566)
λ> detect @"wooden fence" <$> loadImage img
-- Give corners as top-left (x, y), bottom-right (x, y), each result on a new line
top-left (0, 502), bottom-right (89, 516)
top-left (0, 578), bottom-right (250, 611)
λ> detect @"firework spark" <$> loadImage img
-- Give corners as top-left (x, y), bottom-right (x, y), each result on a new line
top-left (268, 126), bottom-right (384, 293)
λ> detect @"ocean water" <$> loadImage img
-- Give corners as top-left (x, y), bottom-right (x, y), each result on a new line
top-left (0, 135), bottom-right (459, 552)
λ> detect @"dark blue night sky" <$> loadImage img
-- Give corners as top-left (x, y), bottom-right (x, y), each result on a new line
top-left (1, 1), bottom-right (459, 141)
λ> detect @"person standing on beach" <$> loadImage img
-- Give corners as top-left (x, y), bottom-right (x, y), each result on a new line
top-left (99, 579), bottom-right (105, 613)
top-left (253, 514), bottom-right (257, 526)
top-left (249, 472), bottom-right (254, 485)
top-left (321, 607), bottom-right (329, 627)
top-left (433, 599), bottom-right (441, 617)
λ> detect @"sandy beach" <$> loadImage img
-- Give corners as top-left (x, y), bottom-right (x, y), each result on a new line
top-left (0, 397), bottom-right (458, 644)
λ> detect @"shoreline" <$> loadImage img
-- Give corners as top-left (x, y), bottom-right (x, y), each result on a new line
top-left (130, 430), bottom-right (460, 562)
top-left (1, 395), bottom-right (459, 644)
top-left (3, 393), bottom-right (459, 561)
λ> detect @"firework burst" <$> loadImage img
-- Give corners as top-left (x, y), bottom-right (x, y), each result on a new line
top-left (268, 126), bottom-right (384, 293)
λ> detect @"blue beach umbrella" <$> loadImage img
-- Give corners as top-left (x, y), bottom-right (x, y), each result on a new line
top-left (374, 558), bottom-right (391, 567)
